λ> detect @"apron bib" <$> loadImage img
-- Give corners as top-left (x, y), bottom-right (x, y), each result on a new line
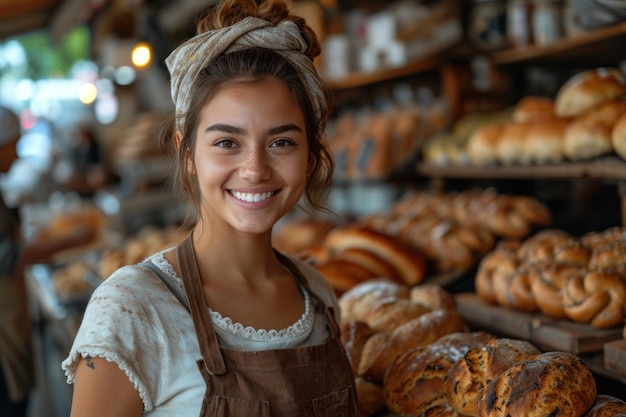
top-left (174, 235), bottom-right (358, 417)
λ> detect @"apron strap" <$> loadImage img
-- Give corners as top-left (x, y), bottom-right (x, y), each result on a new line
top-left (274, 251), bottom-right (341, 339)
top-left (138, 259), bottom-right (190, 313)
top-left (176, 234), bottom-right (227, 376)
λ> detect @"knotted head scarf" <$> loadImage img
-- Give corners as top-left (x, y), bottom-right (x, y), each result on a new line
top-left (165, 16), bottom-right (326, 131)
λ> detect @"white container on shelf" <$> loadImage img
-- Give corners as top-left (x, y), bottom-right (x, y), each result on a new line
top-left (532, 0), bottom-right (565, 46)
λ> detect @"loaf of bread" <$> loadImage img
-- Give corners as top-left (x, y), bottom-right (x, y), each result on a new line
top-left (513, 96), bottom-right (557, 123)
top-left (338, 279), bottom-right (410, 326)
top-left (563, 100), bottom-right (626, 160)
top-left (444, 338), bottom-right (541, 415)
top-left (583, 395), bottom-right (626, 417)
top-left (324, 226), bottom-right (428, 286)
top-left (475, 243), bottom-right (521, 305)
top-left (383, 331), bottom-right (495, 416)
top-left (496, 122), bottom-right (532, 165)
top-left (340, 320), bottom-right (376, 375)
top-left (354, 377), bottom-right (386, 417)
top-left (562, 270), bottom-right (626, 328)
top-left (467, 123), bottom-right (504, 166)
top-left (555, 67), bottom-right (626, 118)
top-left (612, 111), bottom-right (626, 161)
top-left (474, 351), bottom-right (597, 417)
top-left (524, 118), bottom-right (569, 164)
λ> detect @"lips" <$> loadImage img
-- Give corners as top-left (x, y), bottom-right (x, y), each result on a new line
top-left (230, 190), bottom-right (278, 203)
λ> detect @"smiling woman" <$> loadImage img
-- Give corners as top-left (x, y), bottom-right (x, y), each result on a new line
top-left (61, 1), bottom-right (358, 416)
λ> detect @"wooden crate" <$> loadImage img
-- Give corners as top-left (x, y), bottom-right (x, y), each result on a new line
top-left (455, 292), bottom-right (624, 354)
top-left (604, 339), bottom-right (626, 377)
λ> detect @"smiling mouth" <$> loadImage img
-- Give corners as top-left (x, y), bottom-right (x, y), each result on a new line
top-left (230, 190), bottom-right (278, 202)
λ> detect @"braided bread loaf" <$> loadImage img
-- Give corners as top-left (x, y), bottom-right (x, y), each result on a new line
top-left (562, 270), bottom-right (626, 328)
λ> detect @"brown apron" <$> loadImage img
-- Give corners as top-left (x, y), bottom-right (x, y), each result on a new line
top-left (175, 235), bottom-right (358, 417)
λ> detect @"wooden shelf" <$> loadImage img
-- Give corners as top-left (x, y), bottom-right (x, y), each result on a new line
top-left (490, 22), bottom-right (626, 67)
top-left (325, 54), bottom-right (444, 91)
top-left (415, 157), bottom-right (626, 182)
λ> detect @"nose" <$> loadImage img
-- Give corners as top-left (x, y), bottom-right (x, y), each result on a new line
top-left (240, 148), bottom-right (271, 183)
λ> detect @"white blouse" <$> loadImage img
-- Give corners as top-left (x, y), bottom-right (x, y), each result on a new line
top-left (62, 250), bottom-right (339, 415)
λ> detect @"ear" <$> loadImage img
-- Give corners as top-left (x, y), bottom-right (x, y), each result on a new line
top-left (176, 131), bottom-right (196, 175)
top-left (174, 130), bottom-right (183, 150)
top-left (306, 153), bottom-right (317, 176)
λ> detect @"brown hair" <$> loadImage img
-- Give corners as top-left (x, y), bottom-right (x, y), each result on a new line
top-left (163, 0), bottom-right (334, 227)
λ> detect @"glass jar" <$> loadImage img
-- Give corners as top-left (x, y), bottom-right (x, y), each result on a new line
top-left (507, 0), bottom-right (532, 48)
top-left (532, 0), bottom-right (564, 46)
top-left (469, 0), bottom-right (508, 51)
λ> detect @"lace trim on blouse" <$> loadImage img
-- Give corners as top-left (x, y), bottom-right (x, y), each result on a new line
top-left (151, 251), bottom-right (315, 342)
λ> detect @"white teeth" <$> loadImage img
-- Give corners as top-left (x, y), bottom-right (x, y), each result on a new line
top-left (232, 191), bottom-right (274, 202)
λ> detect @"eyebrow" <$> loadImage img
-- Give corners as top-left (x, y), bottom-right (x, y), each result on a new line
top-left (204, 123), bottom-right (304, 136)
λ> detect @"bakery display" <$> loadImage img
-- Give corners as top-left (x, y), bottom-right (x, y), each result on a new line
top-left (424, 67), bottom-right (626, 166)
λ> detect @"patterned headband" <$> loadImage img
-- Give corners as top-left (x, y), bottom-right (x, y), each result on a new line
top-left (165, 16), bottom-right (326, 131)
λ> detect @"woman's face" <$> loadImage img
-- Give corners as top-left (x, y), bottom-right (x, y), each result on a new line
top-left (191, 77), bottom-right (312, 235)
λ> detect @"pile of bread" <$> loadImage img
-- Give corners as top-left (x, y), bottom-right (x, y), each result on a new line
top-left (424, 67), bottom-right (626, 166)
top-left (274, 188), bottom-right (551, 295)
top-left (358, 188), bottom-right (551, 272)
top-left (339, 279), bottom-right (626, 417)
top-left (328, 98), bottom-right (448, 180)
top-left (475, 226), bottom-right (626, 331)
top-left (98, 225), bottom-right (188, 279)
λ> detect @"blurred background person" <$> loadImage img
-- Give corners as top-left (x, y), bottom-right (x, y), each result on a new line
top-left (0, 105), bottom-right (96, 417)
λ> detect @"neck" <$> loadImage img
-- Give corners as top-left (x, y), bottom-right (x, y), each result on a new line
top-left (190, 221), bottom-right (282, 284)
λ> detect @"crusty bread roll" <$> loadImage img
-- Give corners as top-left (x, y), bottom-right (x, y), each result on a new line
top-left (340, 320), bottom-right (376, 375)
top-left (365, 298), bottom-right (431, 333)
top-left (563, 100), bottom-right (626, 160)
top-left (324, 226), bottom-right (428, 286)
top-left (315, 259), bottom-right (374, 296)
top-left (584, 395), bottom-right (626, 417)
top-left (474, 351), bottom-right (597, 417)
top-left (467, 123), bottom-right (504, 166)
top-left (444, 338), bottom-right (541, 415)
top-left (555, 67), bottom-right (626, 118)
top-left (334, 247), bottom-right (402, 283)
top-left (496, 122), bottom-right (532, 165)
top-left (338, 279), bottom-right (410, 325)
top-left (272, 217), bottom-right (336, 255)
top-left (383, 331), bottom-right (495, 416)
top-left (612, 112), bottom-right (626, 160)
top-left (524, 118), bottom-right (569, 164)
top-left (410, 283), bottom-right (456, 312)
top-left (513, 96), bottom-right (557, 123)
top-left (354, 377), bottom-right (386, 417)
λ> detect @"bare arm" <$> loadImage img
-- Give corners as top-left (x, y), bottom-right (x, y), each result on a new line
top-left (69, 356), bottom-right (143, 417)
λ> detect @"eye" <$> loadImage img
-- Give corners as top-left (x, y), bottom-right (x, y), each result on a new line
top-left (271, 138), bottom-right (295, 148)
top-left (215, 139), bottom-right (237, 148)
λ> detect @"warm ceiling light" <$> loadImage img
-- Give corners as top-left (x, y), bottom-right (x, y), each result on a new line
top-left (131, 42), bottom-right (152, 68)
